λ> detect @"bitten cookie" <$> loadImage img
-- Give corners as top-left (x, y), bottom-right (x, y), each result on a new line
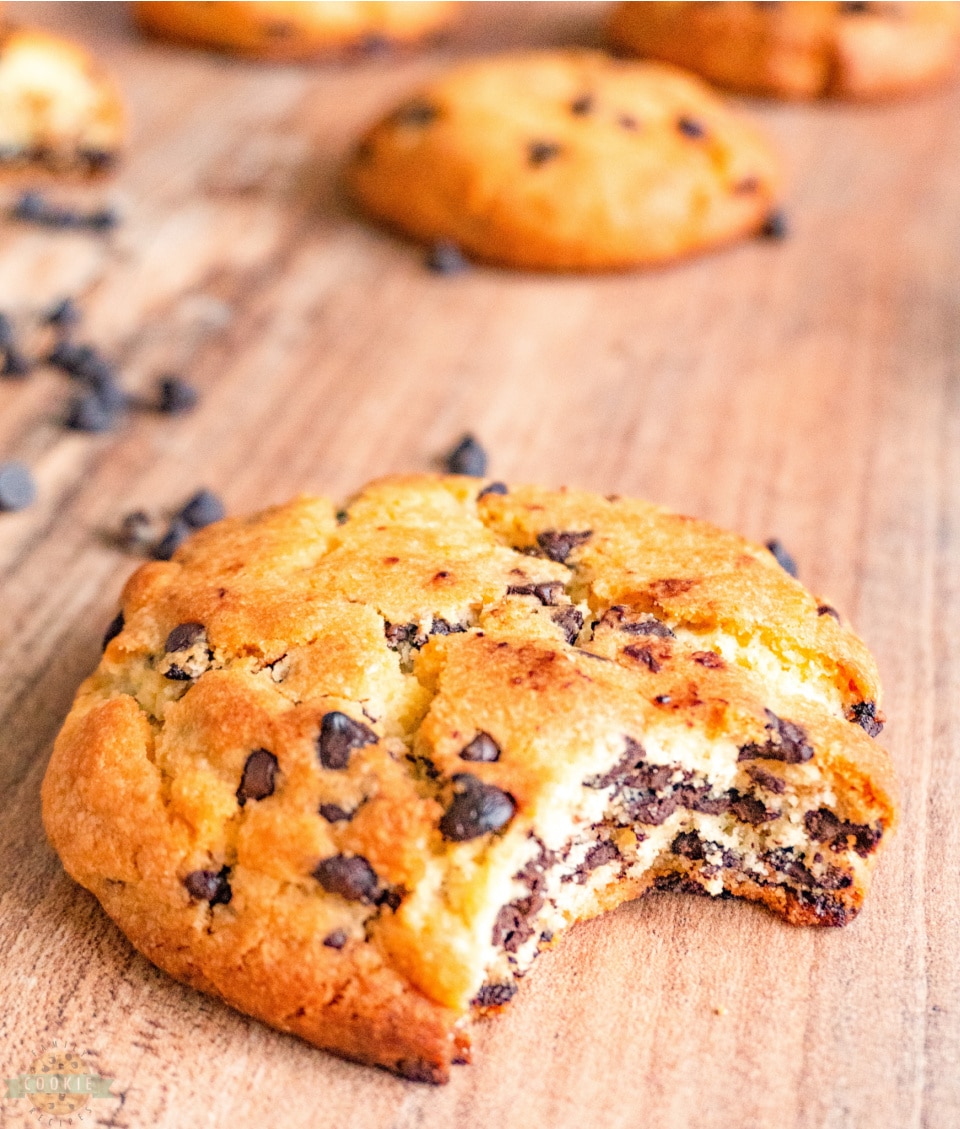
top-left (133, 1), bottom-right (459, 61)
top-left (0, 27), bottom-right (125, 176)
top-left (347, 50), bottom-right (782, 271)
top-left (42, 475), bottom-right (896, 1083)
top-left (609, 1), bottom-right (960, 100)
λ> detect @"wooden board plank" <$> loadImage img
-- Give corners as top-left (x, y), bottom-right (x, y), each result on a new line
top-left (0, 4), bottom-right (958, 1127)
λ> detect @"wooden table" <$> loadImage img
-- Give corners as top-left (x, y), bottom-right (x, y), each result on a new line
top-left (1, 3), bottom-right (958, 1126)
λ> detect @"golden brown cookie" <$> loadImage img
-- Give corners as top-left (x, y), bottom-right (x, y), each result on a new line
top-left (42, 475), bottom-right (896, 1083)
top-left (133, 1), bottom-right (459, 61)
top-left (608, 1), bottom-right (960, 100)
top-left (347, 50), bottom-right (782, 271)
top-left (0, 27), bottom-right (125, 176)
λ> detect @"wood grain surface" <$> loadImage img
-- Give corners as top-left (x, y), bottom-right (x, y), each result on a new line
top-left (1, 3), bottom-right (958, 1127)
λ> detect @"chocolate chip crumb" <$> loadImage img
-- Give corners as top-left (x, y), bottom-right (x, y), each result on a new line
top-left (237, 748), bottom-right (278, 806)
top-left (528, 141), bottom-right (561, 166)
top-left (536, 529), bottom-right (592, 563)
top-left (817, 604), bottom-right (840, 620)
top-left (317, 711), bottom-right (377, 770)
top-left (477, 481), bottom-right (508, 499)
top-left (2, 346), bottom-right (31, 378)
top-left (323, 929), bottom-right (348, 949)
top-left (761, 211), bottom-right (788, 240)
top-left (157, 375), bottom-right (199, 415)
top-left (179, 489), bottom-right (225, 529)
top-left (745, 764), bottom-right (785, 794)
top-left (426, 240), bottom-right (469, 275)
top-left (65, 392), bottom-right (117, 433)
top-left (472, 982), bottom-right (517, 1008)
top-left (570, 94), bottom-right (594, 115)
top-left (45, 297), bottom-right (81, 331)
top-left (319, 803), bottom-right (353, 823)
top-left (459, 732), bottom-right (501, 763)
top-left (692, 650), bottom-right (724, 668)
top-left (313, 854), bottom-right (379, 903)
top-left (183, 866), bottom-right (231, 905)
top-left (552, 606), bottom-right (583, 645)
top-left (445, 434), bottom-right (488, 476)
top-left (507, 581), bottom-right (564, 605)
top-left (739, 709), bottom-right (813, 764)
top-left (847, 700), bottom-right (883, 737)
top-left (623, 643), bottom-right (661, 671)
top-left (0, 461), bottom-right (36, 511)
top-left (440, 774), bottom-right (516, 841)
top-left (765, 538), bottom-right (798, 577)
top-left (153, 518), bottom-right (191, 560)
top-left (102, 610), bottom-right (124, 650)
top-left (677, 116), bottom-right (706, 139)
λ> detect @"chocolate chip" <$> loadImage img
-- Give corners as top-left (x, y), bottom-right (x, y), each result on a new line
top-left (179, 489), bottom-right (225, 529)
top-left (817, 604), bottom-right (840, 620)
top-left (459, 732), bottom-right (501, 763)
top-left (82, 149), bottom-right (118, 175)
top-left (323, 929), bottom-right (348, 949)
top-left (847, 700), bottom-right (883, 737)
top-left (624, 644), bottom-right (661, 672)
top-left (692, 650), bottom-right (724, 668)
top-left (163, 665), bottom-right (192, 682)
top-left (11, 191), bottom-right (47, 222)
top-left (335, 508), bottom-right (349, 524)
top-left (729, 791), bottom-right (772, 825)
top-left (677, 117), bottom-right (706, 139)
top-left (440, 774), bottom-right (516, 841)
top-left (65, 392), bottom-right (117, 432)
top-left (393, 101), bottom-right (438, 126)
top-left (445, 434), bottom-right (488, 476)
top-left (426, 240), bottom-right (469, 275)
top-left (2, 346), bottom-right (31, 378)
top-left (0, 313), bottom-right (13, 348)
top-left (745, 764), bottom-right (785, 794)
top-left (761, 211), bottom-right (788, 240)
top-left (157, 375), bottom-right (199, 414)
top-left (528, 141), bottom-right (561, 166)
top-left (765, 538), bottom-right (798, 577)
top-left (0, 461), bottom-right (36, 511)
top-left (583, 839), bottom-right (619, 870)
top-left (313, 854), bottom-right (379, 903)
top-left (618, 114), bottom-right (639, 130)
top-left (237, 748), bottom-right (278, 806)
top-left (183, 866), bottom-right (231, 905)
top-left (536, 529), bottom-right (592, 563)
top-left (570, 94), bottom-right (593, 115)
top-left (384, 622), bottom-right (427, 650)
top-left (672, 831), bottom-right (704, 860)
top-left (804, 808), bottom-right (881, 856)
top-left (165, 622), bottom-right (204, 652)
top-left (493, 902), bottom-right (533, 952)
top-left (430, 617), bottom-right (465, 636)
top-left (507, 581), bottom-right (565, 605)
top-left (841, 1), bottom-right (870, 11)
top-left (584, 736), bottom-right (646, 789)
top-left (738, 709), bottom-right (813, 764)
top-left (117, 509), bottom-right (154, 551)
top-left (472, 982), bottom-right (517, 1008)
top-left (377, 887), bottom-right (403, 911)
top-left (477, 481), bottom-right (508, 499)
top-left (153, 518), bottom-right (191, 560)
top-left (317, 711), bottom-right (377, 770)
top-left (45, 297), bottom-right (81, 331)
top-left (319, 803), bottom-right (352, 822)
top-left (102, 610), bottom-right (124, 650)
top-left (552, 606), bottom-right (583, 645)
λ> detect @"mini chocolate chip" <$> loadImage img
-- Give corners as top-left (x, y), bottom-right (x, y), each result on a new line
top-left (739, 708), bottom-right (813, 764)
top-left (677, 117), bottom-right (706, 139)
top-left (445, 434), bottom-right (488, 476)
top-left (323, 929), bottom-right (348, 949)
top-left (552, 606), bottom-right (583, 645)
top-left (157, 375), bottom-right (198, 415)
top-left (179, 489), bottom-right (225, 529)
top-left (765, 538), bottom-right (798, 577)
top-left (65, 392), bottom-right (117, 432)
top-left (528, 141), bottom-right (561, 166)
top-left (163, 664), bottom-right (192, 681)
top-left (183, 866), bottom-right (231, 905)
top-left (102, 610), bottom-right (124, 650)
top-left (313, 854), bottom-right (379, 903)
top-left (507, 581), bottom-right (564, 605)
top-left (536, 529), bottom-right (592, 563)
top-left (153, 518), bottom-right (191, 560)
top-left (472, 982), bottom-right (517, 1008)
top-left (237, 748), bottom-right (278, 806)
top-left (393, 100), bottom-right (438, 126)
top-left (426, 240), bottom-right (469, 275)
top-left (570, 94), bottom-right (593, 115)
top-left (336, 508), bottom-right (349, 524)
top-left (318, 711), bottom-right (377, 770)
top-left (817, 604), bottom-right (840, 620)
top-left (319, 803), bottom-right (352, 823)
top-left (165, 621), bottom-right (204, 652)
top-left (623, 644), bottom-right (661, 672)
top-left (45, 297), bottom-right (81, 330)
top-left (692, 650), bottom-right (724, 668)
top-left (459, 732), bottom-right (501, 763)
top-left (847, 700), bottom-right (883, 737)
top-left (377, 887), bottom-right (403, 911)
top-left (761, 211), bottom-right (788, 240)
top-left (2, 347), bottom-right (31, 378)
top-left (0, 461), bottom-right (36, 511)
top-left (477, 481), bottom-right (508, 499)
top-left (440, 774), bottom-right (516, 841)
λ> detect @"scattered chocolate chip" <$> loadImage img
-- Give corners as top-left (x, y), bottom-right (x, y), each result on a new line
top-left (157, 374), bottom-right (199, 415)
top-left (761, 211), bottom-right (788, 240)
top-left (583, 736), bottom-right (646, 789)
top-left (805, 807), bottom-right (883, 856)
top-left (183, 866), bottom-right (231, 905)
top-left (583, 839), bottom-right (619, 871)
top-left (163, 664), bottom-right (192, 682)
top-left (817, 604), bottom-right (840, 620)
top-left (477, 481), bottom-right (508, 499)
top-left (528, 141), bottom-right (561, 166)
top-left (317, 711), bottom-right (377, 770)
top-left (552, 606), bottom-right (583, 644)
top-left (1, 346), bottom-right (31, 378)
top-left (323, 929), bottom-right (348, 949)
top-left (65, 392), bottom-right (117, 433)
top-left (45, 297), bottom-right (81, 331)
top-left (117, 509), bottom-right (154, 551)
top-left (536, 529), bottom-right (592, 563)
top-left (623, 643), bottom-right (661, 672)
top-left (426, 240), bottom-right (469, 275)
top-left (445, 434), bottom-right (488, 476)
top-left (377, 887), bottom-right (404, 911)
top-left (507, 581), bottom-right (565, 605)
top-left (319, 803), bottom-right (353, 823)
top-left (0, 461), bottom-right (36, 511)
top-left (165, 621), bottom-right (204, 652)
top-left (237, 748), bottom-right (278, 806)
top-left (672, 831), bottom-right (705, 860)
top-left (11, 191), bottom-right (46, 222)
top-left (745, 764), bottom-right (785, 794)
top-left (570, 94), bottom-right (593, 115)
top-left (765, 538), bottom-right (798, 577)
top-left (472, 982), bottom-right (517, 1008)
top-left (430, 617), bottom-right (465, 636)
top-left (313, 854), bottom-right (379, 903)
top-left (738, 709), bottom-right (813, 764)
top-left (152, 518), bottom-right (191, 560)
top-left (11, 191), bottom-right (119, 232)
top-left (393, 100), bottom-right (438, 126)
top-left (384, 622), bottom-right (427, 650)
top-left (335, 508), bottom-right (349, 524)
top-left (440, 774), bottom-right (516, 841)
top-left (179, 489), bottom-right (225, 529)
top-left (0, 313), bottom-right (13, 348)
top-left (618, 114), bottom-right (639, 131)
top-left (102, 610), bottom-right (124, 650)
top-left (730, 791), bottom-right (772, 825)
top-left (677, 116), bottom-right (706, 139)
top-left (459, 732), bottom-right (501, 763)
top-left (847, 700), bottom-right (883, 737)
top-left (692, 650), bottom-right (724, 668)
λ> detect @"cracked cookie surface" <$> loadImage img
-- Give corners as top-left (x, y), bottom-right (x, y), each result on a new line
top-left (42, 474), bottom-right (896, 1083)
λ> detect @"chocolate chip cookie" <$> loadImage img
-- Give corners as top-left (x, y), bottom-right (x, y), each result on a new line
top-left (609, 1), bottom-right (960, 100)
top-left (346, 50), bottom-right (783, 270)
top-left (42, 475), bottom-right (896, 1083)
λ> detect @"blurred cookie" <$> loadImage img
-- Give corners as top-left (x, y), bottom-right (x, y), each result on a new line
top-left (133, 1), bottom-right (459, 61)
top-left (43, 474), bottom-right (895, 1082)
top-left (0, 27), bottom-right (125, 176)
top-left (608, 1), bottom-right (960, 100)
top-left (347, 50), bottom-right (782, 271)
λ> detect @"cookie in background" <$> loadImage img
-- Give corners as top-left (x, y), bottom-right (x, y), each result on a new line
top-left (133, 1), bottom-right (460, 61)
top-left (608, 1), bottom-right (960, 100)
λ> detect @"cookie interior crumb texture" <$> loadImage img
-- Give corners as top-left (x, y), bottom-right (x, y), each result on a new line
top-left (41, 475), bottom-right (896, 1083)
top-left (346, 49), bottom-right (783, 271)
